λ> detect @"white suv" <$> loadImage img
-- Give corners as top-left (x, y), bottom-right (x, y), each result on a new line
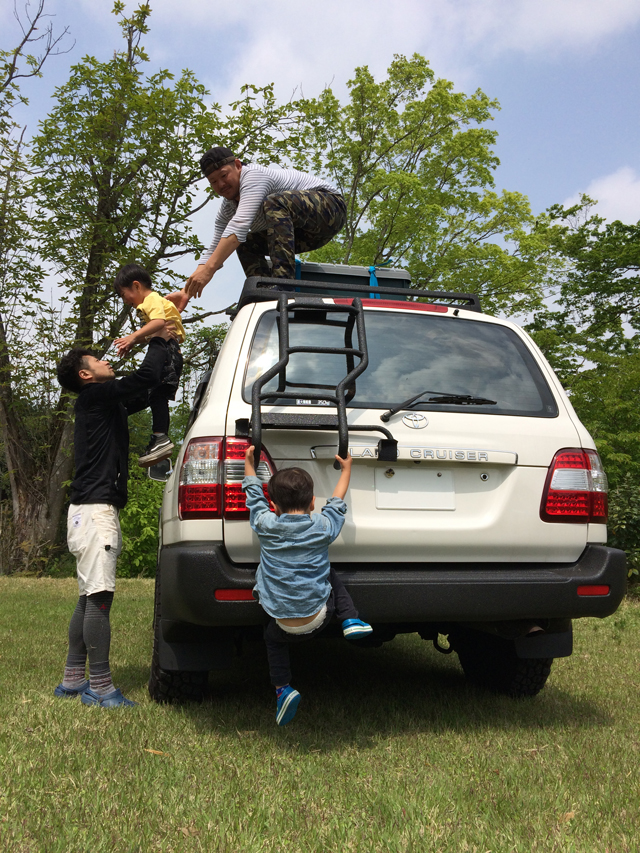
top-left (149, 264), bottom-right (626, 703)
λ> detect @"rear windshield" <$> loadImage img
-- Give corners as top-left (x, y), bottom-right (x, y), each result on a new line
top-left (243, 308), bottom-right (558, 418)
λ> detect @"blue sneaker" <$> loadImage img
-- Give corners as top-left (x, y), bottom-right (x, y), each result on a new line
top-left (54, 680), bottom-right (89, 699)
top-left (81, 687), bottom-right (137, 708)
top-left (276, 686), bottom-right (301, 726)
top-left (342, 618), bottom-right (373, 639)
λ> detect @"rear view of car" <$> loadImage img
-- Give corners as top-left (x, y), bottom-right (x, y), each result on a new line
top-left (150, 264), bottom-right (626, 703)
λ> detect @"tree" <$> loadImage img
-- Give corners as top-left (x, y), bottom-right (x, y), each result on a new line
top-left (0, 3), bottom-right (297, 571)
top-left (293, 54), bottom-right (555, 314)
top-left (527, 199), bottom-right (640, 469)
top-left (0, 0), bottom-right (72, 572)
top-left (540, 198), bottom-right (640, 340)
top-left (0, 0), bottom-right (71, 128)
top-left (527, 200), bottom-right (640, 579)
top-left (1, 1), bottom-right (72, 307)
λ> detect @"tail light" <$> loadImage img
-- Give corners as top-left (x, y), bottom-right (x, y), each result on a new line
top-left (540, 448), bottom-right (608, 524)
top-left (178, 436), bottom-right (275, 520)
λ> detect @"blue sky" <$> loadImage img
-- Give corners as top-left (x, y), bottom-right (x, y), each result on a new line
top-left (4, 0), bottom-right (640, 314)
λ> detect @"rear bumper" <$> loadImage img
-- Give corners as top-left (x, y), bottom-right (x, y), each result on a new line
top-left (159, 542), bottom-right (627, 626)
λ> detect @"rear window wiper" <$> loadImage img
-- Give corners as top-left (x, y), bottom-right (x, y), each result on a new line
top-left (380, 390), bottom-right (497, 422)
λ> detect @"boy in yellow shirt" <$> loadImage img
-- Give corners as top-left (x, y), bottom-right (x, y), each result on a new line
top-left (113, 263), bottom-right (189, 466)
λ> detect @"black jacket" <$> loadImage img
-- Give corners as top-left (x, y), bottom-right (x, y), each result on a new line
top-left (69, 338), bottom-right (167, 508)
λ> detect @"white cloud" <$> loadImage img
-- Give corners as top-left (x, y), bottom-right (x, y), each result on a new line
top-left (564, 167), bottom-right (640, 224)
top-left (456, 0), bottom-right (640, 55)
top-left (6, 0), bottom-right (637, 116)
top-left (143, 0), bottom-right (640, 106)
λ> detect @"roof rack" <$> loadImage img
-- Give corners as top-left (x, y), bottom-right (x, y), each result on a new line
top-left (230, 275), bottom-right (482, 315)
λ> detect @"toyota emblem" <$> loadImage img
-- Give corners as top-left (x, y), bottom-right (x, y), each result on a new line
top-left (402, 413), bottom-right (428, 429)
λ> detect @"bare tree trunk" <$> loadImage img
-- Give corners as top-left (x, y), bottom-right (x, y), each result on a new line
top-left (41, 416), bottom-right (75, 544)
top-left (0, 334), bottom-right (75, 572)
top-left (0, 417), bottom-right (75, 571)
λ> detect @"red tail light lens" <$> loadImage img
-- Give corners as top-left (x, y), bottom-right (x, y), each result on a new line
top-left (540, 448), bottom-right (608, 524)
top-left (178, 437), bottom-right (223, 519)
top-left (584, 449), bottom-right (608, 522)
top-left (178, 436), bottom-right (275, 520)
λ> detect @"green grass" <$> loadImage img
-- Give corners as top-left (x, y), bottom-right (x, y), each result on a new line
top-left (0, 578), bottom-right (639, 852)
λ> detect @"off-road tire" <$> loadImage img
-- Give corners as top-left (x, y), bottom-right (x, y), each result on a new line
top-left (148, 567), bottom-right (208, 704)
top-left (449, 627), bottom-right (553, 698)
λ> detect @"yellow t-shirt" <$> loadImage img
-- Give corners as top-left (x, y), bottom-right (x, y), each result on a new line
top-left (137, 291), bottom-right (186, 344)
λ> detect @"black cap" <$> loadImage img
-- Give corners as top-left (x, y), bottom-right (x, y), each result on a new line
top-left (200, 146), bottom-right (237, 176)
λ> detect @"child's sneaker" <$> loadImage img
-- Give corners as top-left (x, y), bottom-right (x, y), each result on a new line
top-left (342, 618), bottom-right (373, 639)
top-left (138, 434), bottom-right (174, 467)
top-left (276, 686), bottom-right (301, 726)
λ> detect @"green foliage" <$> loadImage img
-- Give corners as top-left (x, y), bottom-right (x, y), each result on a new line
top-left (543, 198), bottom-right (640, 340)
top-left (566, 353), bottom-right (640, 582)
top-left (117, 457), bottom-right (163, 578)
top-left (294, 54), bottom-right (555, 315)
top-left (529, 201), bottom-right (640, 582)
top-left (30, 9), bottom-right (219, 350)
top-left (607, 475), bottom-right (640, 581)
top-left (108, 322), bottom-right (229, 580)
top-left (565, 350), bottom-right (640, 486)
top-left (0, 3), bottom-right (296, 568)
top-left (528, 197), bottom-right (640, 488)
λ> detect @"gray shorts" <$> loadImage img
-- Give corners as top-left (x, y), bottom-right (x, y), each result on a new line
top-left (67, 504), bottom-right (122, 595)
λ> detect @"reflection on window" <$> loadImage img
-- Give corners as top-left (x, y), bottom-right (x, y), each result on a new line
top-left (244, 310), bottom-right (557, 417)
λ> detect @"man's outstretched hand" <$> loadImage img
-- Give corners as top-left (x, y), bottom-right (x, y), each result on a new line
top-left (185, 265), bottom-right (214, 299)
top-left (156, 321), bottom-right (179, 342)
top-left (165, 289), bottom-right (190, 312)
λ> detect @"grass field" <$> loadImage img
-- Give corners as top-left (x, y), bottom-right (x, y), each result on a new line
top-left (0, 578), bottom-right (638, 853)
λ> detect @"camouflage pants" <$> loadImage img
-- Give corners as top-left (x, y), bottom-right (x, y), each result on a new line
top-left (237, 189), bottom-right (346, 281)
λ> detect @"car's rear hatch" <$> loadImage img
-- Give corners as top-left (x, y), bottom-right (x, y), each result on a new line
top-left (223, 300), bottom-right (587, 564)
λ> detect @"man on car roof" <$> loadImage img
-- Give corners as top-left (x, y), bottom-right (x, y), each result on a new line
top-left (184, 146), bottom-right (346, 298)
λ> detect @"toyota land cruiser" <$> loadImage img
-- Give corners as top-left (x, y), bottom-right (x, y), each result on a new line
top-left (149, 263), bottom-right (626, 702)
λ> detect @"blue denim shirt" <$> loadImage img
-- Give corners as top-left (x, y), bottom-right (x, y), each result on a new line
top-left (242, 475), bottom-right (347, 619)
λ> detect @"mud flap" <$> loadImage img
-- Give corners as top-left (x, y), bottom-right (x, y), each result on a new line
top-left (158, 631), bottom-right (233, 671)
top-left (515, 627), bottom-right (573, 659)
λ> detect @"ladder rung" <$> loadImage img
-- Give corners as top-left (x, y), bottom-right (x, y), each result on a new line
top-left (252, 292), bottom-right (373, 465)
top-left (259, 391), bottom-right (338, 403)
top-left (286, 346), bottom-right (364, 357)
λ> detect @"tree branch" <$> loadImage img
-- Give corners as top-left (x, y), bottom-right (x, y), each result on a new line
top-left (1, 0), bottom-right (73, 96)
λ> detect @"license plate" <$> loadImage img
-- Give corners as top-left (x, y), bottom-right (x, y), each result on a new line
top-left (374, 468), bottom-right (455, 510)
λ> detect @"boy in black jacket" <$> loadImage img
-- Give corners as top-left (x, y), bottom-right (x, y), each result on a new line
top-left (54, 334), bottom-right (170, 708)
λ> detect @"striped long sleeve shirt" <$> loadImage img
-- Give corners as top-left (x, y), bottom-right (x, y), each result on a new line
top-left (201, 163), bottom-right (339, 264)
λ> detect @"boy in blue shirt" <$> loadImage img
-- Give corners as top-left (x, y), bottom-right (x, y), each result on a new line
top-left (243, 447), bottom-right (372, 725)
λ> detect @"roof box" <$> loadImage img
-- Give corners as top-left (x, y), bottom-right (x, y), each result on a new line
top-left (298, 261), bottom-right (411, 296)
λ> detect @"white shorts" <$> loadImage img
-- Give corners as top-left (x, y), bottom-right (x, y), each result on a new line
top-left (67, 503), bottom-right (122, 596)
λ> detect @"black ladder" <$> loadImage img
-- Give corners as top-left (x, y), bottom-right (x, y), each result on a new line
top-left (250, 293), bottom-right (396, 468)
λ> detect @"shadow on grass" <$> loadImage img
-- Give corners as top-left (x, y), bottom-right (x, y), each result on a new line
top-left (115, 632), bottom-right (611, 753)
